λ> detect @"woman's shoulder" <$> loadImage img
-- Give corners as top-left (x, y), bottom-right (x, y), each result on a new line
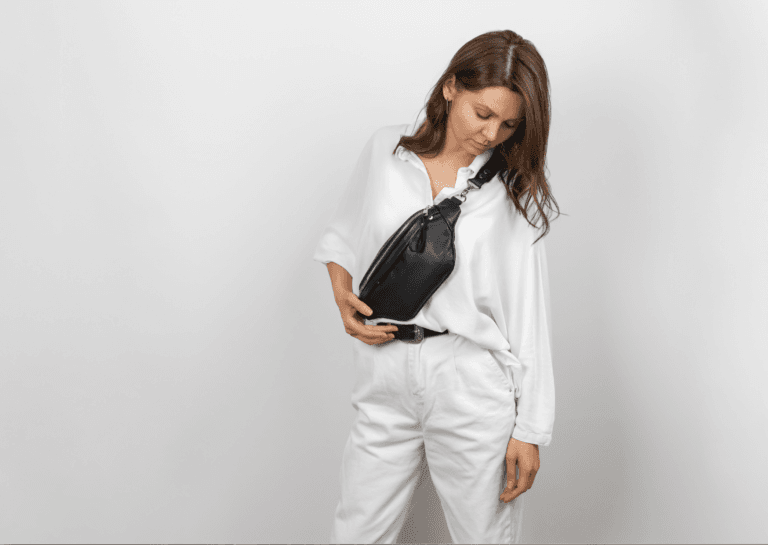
top-left (492, 187), bottom-right (547, 247)
top-left (370, 123), bottom-right (411, 145)
top-left (361, 123), bottom-right (412, 160)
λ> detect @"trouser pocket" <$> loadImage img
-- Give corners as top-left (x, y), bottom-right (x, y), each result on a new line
top-left (483, 350), bottom-right (514, 393)
top-left (453, 334), bottom-right (515, 395)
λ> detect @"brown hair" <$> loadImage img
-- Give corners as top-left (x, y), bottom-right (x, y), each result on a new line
top-left (393, 30), bottom-right (561, 243)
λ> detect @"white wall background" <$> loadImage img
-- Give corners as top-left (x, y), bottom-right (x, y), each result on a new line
top-left (1, 1), bottom-right (766, 543)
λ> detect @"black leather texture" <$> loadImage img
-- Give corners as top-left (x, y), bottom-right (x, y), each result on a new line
top-left (358, 147), bottom-right (511, 321)
top-left (376, 322), bottom-right (449, 341)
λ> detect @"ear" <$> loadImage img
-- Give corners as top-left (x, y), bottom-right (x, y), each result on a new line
top-left (442, 74), bottom-right (457, 102)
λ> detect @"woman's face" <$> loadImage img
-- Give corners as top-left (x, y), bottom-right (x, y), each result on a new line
top-left (443, 77), bottom-right (525, 156)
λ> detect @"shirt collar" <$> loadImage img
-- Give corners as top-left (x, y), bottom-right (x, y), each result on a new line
top-left (396, 109), bottom-right (494, 177)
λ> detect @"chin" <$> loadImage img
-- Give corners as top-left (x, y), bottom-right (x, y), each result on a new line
top-left (470, 142), bottom-right (485, 153)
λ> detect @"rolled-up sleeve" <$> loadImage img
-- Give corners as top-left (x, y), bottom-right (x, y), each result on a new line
top-left (312, 132), bottom-right (376, 278)
top-left (510, 239), bottom-right (556, 447)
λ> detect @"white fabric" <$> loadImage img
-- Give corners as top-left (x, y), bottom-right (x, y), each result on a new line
top-left (313, 110), bottom-right (555, 446)
top-left (330, 331), bottom-right (525, 544)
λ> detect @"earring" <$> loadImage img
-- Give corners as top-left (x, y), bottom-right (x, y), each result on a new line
top-left (447, 100), bottom-right (452, 115)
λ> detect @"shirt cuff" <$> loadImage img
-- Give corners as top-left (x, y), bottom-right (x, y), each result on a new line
top-left (313, 250), bottom-right (357, 284)
top-left (511, 426), bottom-right (552, 447)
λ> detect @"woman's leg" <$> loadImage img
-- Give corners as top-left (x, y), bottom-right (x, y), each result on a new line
top-left (420, 333), bottom-right (524, 544)
top-left (329, 339), bottom-right (425, 544)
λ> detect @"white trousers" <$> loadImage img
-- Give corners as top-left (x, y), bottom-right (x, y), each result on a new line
top-left (330, 331), bottom-right (524, 544)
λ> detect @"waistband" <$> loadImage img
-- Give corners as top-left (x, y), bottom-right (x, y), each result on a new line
top-left (376, 322), bottom-right (449, 344)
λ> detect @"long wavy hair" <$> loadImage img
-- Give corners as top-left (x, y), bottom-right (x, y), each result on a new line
top-left (393, 30), bottom-right (561, 243)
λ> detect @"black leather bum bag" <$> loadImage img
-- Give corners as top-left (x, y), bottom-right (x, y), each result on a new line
top-left (358, 147), bottom-right (512, 322)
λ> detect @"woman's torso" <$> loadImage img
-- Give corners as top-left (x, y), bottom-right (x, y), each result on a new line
top-left (416, 153), bottom-right (464, 200)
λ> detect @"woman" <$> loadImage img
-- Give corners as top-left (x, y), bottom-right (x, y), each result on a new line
top-left (313, 29), bottom-right (560, 544)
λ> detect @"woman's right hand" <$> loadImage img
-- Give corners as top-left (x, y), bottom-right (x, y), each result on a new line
top-left (335, 291), bottom-right (399, 345)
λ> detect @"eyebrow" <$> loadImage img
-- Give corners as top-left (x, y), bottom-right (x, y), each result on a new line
top-left (476, 103), bottom-right (521, 123)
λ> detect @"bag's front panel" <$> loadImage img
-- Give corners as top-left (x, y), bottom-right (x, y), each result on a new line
top-left (367, 213), bottom-right (457, 321)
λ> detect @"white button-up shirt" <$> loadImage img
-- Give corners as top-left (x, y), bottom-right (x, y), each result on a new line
top-left (313, 112), bottom-right (555, 446)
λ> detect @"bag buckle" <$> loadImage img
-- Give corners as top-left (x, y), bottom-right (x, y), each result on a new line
top-left (457, 180), bottom-right (480, 203)
top-left (401, 325), bottom-right (424, 344)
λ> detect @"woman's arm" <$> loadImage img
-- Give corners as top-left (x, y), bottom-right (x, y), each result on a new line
top-left (326, 261), bottom-right (353, 303)
top-left (325, 261), bottom-right (398, 345)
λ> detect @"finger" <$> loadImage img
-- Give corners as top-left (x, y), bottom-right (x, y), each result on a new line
top-left (343, 315), bottom-right (369, 336)
top-left (503, 485), bottom-right (524, 502)
top-left (526, 468), bottom-right (538, 488)
top-left (503, 456), bottom-right (518, 493)
top-left (349, 322), bottom-right (392, 344)
top-left (366, 324), bottom-right (396, 342)
top-left (502, 469), bottom-right (534, 503)
top-left (499, 460), bottom-right (519, 502)
top-left (374, 324), bottom-right (399, 333)
top-left (348, 294), bottom-right (374, 318)
top-left (515, 471), bottom-right (532, 493)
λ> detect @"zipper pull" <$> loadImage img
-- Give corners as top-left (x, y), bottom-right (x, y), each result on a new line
top-left (418, 213), bottom-right (429, 253)
top-left (410, 206), bottom-right (432, 253)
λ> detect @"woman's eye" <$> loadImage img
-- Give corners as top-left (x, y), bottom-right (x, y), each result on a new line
top-left (477, 112), bottom-right (515, 129)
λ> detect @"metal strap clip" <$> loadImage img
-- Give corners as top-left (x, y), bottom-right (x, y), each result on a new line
top-left (456, 180), bottom-right (481, 203)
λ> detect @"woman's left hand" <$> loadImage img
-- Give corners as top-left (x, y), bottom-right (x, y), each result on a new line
top-left (499, 437), bottom-right (540, 503)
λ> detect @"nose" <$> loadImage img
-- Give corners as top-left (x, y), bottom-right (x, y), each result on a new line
top-left (482, 124), bottom-right (497, 143)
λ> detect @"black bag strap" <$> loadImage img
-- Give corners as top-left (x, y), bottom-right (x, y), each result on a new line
top-left (444, 148), bottom-right (513, 209)
top-left (469, 147), bottom-right (510, 188)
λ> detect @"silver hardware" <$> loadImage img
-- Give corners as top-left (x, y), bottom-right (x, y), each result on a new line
top-left (401, 325), bottom-right (425, 344)
top-left (457, 180), bottom-right (480, 203)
